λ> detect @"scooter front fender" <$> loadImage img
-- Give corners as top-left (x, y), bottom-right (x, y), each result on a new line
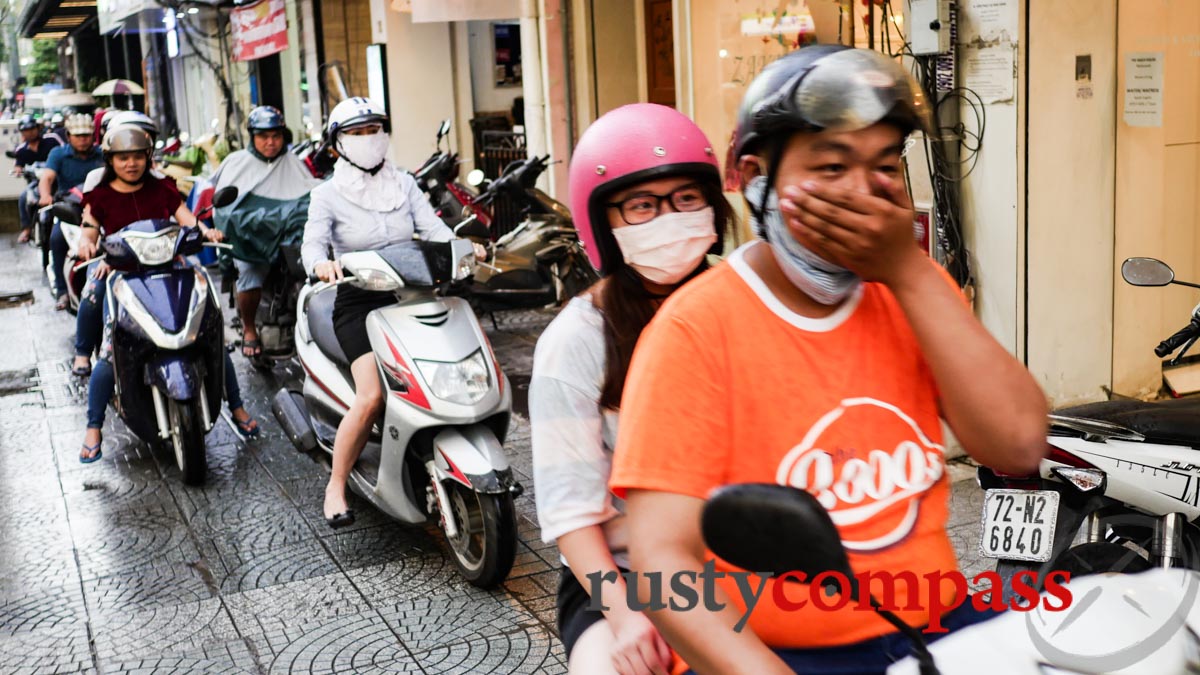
top-left (150, 356), bottom-right (198, 401)
top-left (431, 425), bottom-right (517, 494)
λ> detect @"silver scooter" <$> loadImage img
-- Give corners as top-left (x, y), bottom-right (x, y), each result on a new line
top-left (272, 239), bottom-right (522, 588)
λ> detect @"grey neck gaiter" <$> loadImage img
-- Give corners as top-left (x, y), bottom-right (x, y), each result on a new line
top-left (746, 175), bottom-right (862, 306)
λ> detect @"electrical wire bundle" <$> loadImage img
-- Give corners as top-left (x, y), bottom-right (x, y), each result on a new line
top-left (876, 0), bottom-right (983, 291)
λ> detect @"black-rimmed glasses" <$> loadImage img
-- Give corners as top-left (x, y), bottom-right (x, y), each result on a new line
top-left (606, 183), bottom-right (709, 225)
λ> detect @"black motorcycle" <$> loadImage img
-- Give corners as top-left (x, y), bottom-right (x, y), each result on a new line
top-left (456, 155), bottom-right (598, 314)
top-left (229, 245), bottom-right (307, 370)
top-left (414, 119), bottom-right (473, 229)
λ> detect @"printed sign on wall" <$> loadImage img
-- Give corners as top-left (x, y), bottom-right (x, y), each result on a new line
top-left (231, 0), bottom-right (289, 62)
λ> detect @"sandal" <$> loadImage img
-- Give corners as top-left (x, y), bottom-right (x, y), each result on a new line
top-left (71, 357), bottom-right (91, 377)
top-left (241, 336), bottom-right (262, 358)
top-left (79, 441), bottom-right (102, 464)
top-left (16, 228), bottom-right (30, 244)
top-left (232, 412), bottom-right (261, 439)
top-left (55, 294), bottom-right (69, 311)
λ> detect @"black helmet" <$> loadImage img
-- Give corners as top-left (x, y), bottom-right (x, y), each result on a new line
top-left (17, 115), bottom-right (39, 132)
top-left (247, 105), bottom-right (286, 133)
top-left (735, 46), bottom-right (930, 159)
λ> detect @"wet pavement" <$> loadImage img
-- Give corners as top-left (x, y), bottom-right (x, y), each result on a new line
top-left (0, 236), bottom-right (988, 674)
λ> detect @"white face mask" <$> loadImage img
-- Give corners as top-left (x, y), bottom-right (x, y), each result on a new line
top-left (337, 132), bottom-right (390, 170)
top-left (610, 207), bottom-right (717, 285)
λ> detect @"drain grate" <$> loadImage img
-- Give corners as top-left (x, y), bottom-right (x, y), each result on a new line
top-left (0, 367), bottom-right (37, 396)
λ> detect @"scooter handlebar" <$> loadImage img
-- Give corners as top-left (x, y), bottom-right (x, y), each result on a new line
top-left (1155, 319), bottom-right (1200, 357)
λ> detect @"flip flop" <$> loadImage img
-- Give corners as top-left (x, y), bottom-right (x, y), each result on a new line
top-left (241, 337), bottom-right (262, 358)
top-left (79, 441), bottom-right (102, 464)
top-left (232, 413), bottom-right (261, 439)
top-left (55, 295), bottom-right (69, 311)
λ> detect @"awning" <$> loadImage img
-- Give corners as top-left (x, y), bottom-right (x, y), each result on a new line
top-left (407, 0), bottom-right (519, 22)
top-left (17, 0), bottom-right (96, 39)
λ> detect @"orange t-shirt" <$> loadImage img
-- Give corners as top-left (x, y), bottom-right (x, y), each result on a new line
top-left (610, 243), bottom-right (961, 656)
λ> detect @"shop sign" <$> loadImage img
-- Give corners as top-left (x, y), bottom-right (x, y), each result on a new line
top-left (231, 0), bottom-right (289, 62)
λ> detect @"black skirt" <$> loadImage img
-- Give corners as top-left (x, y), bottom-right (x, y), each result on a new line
top-left (556, 565), bottom-right (629, 657)
top-left (331, 284), bottom-right (394, 363)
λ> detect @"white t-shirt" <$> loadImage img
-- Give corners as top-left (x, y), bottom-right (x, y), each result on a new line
top-left (530, 294), bottom-right (627, 569)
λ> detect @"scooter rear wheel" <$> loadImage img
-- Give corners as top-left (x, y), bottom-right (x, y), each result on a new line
top-left (442, 481), bottom-right (516, 589)
top-left (169, 399), bottom-right (208, 486)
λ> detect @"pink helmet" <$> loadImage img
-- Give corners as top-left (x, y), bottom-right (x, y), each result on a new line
top-left (568, 103), bottom-right (721, 273)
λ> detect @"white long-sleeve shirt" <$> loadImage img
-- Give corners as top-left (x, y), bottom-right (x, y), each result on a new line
top-left (530, 295), bottom-right (628, 569)
top-left (300, 169), bottom-right (453, 275)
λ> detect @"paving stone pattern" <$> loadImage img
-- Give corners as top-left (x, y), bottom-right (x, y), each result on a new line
top-left (0, 238), bottom-right (986, 673)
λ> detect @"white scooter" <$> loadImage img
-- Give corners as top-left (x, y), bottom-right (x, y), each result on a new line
top-left (272, 239), bottom-right (521, 588)
top-left (702, 483), bottom-right (1200, 675)
top-left (977, 257), bottom-right (1200, 601)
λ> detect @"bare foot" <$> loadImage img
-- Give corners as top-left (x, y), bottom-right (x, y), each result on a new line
top-left (230, 407), bottom-right (259, 437)
top-left (16, 228), bottom-right (30, 244)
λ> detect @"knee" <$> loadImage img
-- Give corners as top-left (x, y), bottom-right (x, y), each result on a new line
top-left (358, 389), bottom-right (385, 418)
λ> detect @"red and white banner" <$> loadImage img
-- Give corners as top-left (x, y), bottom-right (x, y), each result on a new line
top-left (231, 0), bottom-right (289, 62)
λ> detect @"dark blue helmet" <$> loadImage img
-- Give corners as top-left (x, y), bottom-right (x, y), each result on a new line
top-left (17, 115), bottom-right (39, 131)
top-left (247, 106), bottom-right (286, 134)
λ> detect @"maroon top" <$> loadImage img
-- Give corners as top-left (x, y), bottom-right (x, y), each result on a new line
top-left (83, 175), bottom-right (183, 235)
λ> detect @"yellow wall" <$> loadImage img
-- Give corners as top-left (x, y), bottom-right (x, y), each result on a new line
top-left (1113, 0), bottom-right (1200, 397)
top-left (1025, 0), bottom-right (1117, 405)
top-left (591, 0), bottom-right (642, 116)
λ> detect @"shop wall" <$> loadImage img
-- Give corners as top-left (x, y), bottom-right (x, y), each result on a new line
top-left (468, 20), bottom-right (523, 115)
top-left (322, 0), bottom-right (373, 100)
top-left (1113, 1), bottom-right (1200, 397)
top-left (1025, 0), bottom-right (1116, 405)
top-left (591, 0), bottom-right (641, 116)
top-left (375, 9), bottom-right (458, 169)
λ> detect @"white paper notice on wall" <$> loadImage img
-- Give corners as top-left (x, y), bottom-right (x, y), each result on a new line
top-left (1123, 52), bottom-right (1164, 128)
top-left (962, 44), bottom-right (1015, 103)
top-left (959, 0), bottom-right (1018, 45)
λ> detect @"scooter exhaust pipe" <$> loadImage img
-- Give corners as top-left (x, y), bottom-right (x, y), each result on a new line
top-left (272, 389), bottom-right (317, 453)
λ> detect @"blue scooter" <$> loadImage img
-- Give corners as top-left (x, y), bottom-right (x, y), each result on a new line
top-left (55, 187), bottom-right (238, 485)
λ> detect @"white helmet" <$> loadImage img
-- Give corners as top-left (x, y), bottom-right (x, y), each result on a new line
top-left (50, 112), bottom-right (64, 125)
top-left (110, 111), bottom-right (159, 142)
top-left (325, 97), bottom-right (389, 140)
top-left (65, 113), bottom-right (93, 137)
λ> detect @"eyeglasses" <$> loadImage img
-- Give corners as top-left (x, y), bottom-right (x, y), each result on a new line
top-left (606, 183), bottom-right (710, 225)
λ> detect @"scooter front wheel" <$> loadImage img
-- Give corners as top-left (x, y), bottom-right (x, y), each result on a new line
top-left (168, 399), bottom-right (207, 486)
top-left (442, 481), bottom-right (516, 588)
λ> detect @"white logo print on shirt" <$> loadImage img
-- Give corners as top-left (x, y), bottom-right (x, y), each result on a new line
top-left (774, 398), bottom-right (945, 551)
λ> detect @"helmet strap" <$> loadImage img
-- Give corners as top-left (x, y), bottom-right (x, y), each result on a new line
top-left (749, 136), bottom-right (787, 239)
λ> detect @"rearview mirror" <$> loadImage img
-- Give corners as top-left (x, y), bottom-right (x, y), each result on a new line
top-left (212, 186), bottom-right (239, 208)
top-left (701, 483), bottom-right (854, 586)
top-left (1122, 257), bottom-right (1174, 287)
top-left (437, 119), bottom-right (451, 139)
top-left (51, 203), bottom-right (81, 226)
top-left (467, 169), bottom-right (486, 187)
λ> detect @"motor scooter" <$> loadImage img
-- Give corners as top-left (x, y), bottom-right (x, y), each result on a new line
top-left (702, 483), bottom-right (1200, 675)
top-left (43, 187), bottom-right (87, 313)
top-left (414, 119), bottom-right (474, 229)
top-left (271, 239), bottom-right (521, 588)
top-left (454, 155), bottom-right (598, 314)
top-left (53, 187), bottom-right (240, 486)
top-left (977, 256), bottom-right (1200, 601)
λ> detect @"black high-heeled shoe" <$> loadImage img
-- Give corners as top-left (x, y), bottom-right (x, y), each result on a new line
top-left (325, 509), bottom-right (355, 529)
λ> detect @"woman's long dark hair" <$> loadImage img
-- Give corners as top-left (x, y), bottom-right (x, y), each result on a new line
top-left (593, 180), bottom-right (735, 409)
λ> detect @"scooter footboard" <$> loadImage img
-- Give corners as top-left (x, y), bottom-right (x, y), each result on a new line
top-left (431, 425), bottom-right (519, 495)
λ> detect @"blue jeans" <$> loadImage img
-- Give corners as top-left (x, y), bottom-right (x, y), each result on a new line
top-left (87, 352), bottom-right (245, 430)
top-left (683, 602), bottom-right (1001, 675)
top-left (75, 274), bottom-right (106, 357)
top-left (17, 188), bottom-right (30, 229)
top-left (50, 221), bottom-right (68, 298)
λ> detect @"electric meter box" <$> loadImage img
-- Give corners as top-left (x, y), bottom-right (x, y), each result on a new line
top-left (909, 0), bottom-right (952, 55)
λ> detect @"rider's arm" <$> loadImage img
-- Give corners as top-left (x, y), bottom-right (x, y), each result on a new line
top-left (888, 255), bottom-right (1047, 475)
top-left (38, 168), bottom-right (55, 203)
top-left (301, 188), bottom-right (336, 275)
top-left (174, 201), bottom-right (200, 228)
top-left (626, 490), bottom-right (793, 675)
top-left (405, 174), bottom-right (454, 243)
top-left (77, 204), bottom-right (101, 259)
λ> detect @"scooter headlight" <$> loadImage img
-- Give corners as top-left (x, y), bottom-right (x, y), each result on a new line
top-left (414, 350), bottom-right (490, 405)
top-left (124, 230), bottom-right (180, 266)
top-left (349, 267), bottom-right (402, 292)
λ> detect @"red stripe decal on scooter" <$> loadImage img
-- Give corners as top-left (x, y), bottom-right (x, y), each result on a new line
top-left (300, 358), bottom-right (350, 412)
top-left (439, 449), bottom-right (473, 488)
top-left (381, 333), bottom-right (432, 410)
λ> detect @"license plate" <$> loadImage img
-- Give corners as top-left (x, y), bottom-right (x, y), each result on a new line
top-left (978, 489), bottom-right (1059, 562)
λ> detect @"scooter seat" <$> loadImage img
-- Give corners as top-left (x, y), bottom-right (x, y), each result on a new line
top-left (306, 290), bottom-right (350, 367)
top-left (1055, 397), bottom-right (1200, 447)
